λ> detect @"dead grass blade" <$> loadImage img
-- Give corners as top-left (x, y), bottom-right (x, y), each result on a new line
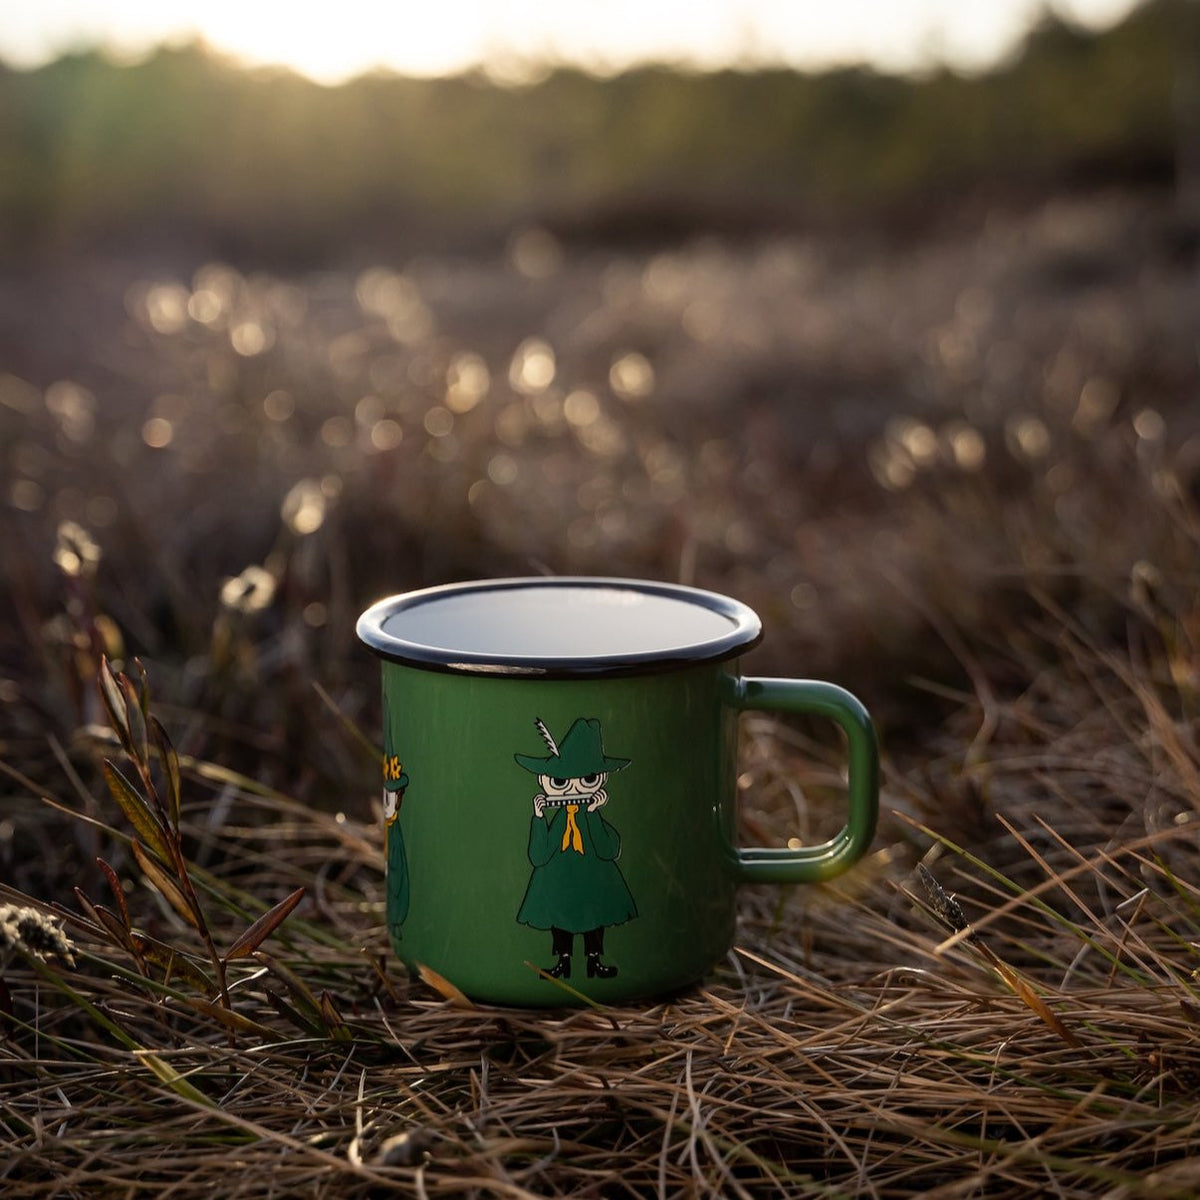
top-left (7, 417), bottom-right (1200, 1195)
top-left (417, 963), bottom-right (476, 1010)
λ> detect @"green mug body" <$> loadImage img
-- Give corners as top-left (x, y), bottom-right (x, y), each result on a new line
top-left (358, 578), bottom-right (879, 1006)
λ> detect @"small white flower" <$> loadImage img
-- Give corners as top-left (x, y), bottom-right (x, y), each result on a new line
top-left (0, 904), bottom-right (75, 968)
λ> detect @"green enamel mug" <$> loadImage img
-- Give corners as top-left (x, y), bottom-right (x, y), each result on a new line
top-left (357, 577), bottom-right (879, 1006)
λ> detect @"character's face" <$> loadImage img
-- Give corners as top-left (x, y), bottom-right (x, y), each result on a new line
top-left (538, 771), bottom-right (607, 798)
top-left (383, 789), bottom-right (399, 825)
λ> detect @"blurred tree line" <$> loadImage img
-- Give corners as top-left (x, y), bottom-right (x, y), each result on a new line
top-left (0, 0), bottom-right (1188, 263)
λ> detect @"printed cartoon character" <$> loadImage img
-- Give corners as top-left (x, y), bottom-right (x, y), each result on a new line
top-left (383, 750), bottom-right (410, 937)
top-left (515, 717), bottom-right (637, 980)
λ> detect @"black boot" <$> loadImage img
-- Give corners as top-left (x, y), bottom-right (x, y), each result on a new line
top-left (545, 928), bottom-right (573, 979)
top-left (586, 954), bottom-right (617, 979)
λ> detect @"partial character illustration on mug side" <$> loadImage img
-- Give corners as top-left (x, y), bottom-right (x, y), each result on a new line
top-left (514, 717), bottom-right (638, 981)
top-left (382, 694), bottom-right (411, 943)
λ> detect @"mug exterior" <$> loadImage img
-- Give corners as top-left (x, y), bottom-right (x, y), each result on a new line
top-left (377, 660), bottom-right (740, 1005)
top-left (358, 577), bottom-right (878, 1007)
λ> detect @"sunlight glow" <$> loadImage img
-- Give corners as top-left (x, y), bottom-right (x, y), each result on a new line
top-left (2, 0), bottom-right (1143, 83)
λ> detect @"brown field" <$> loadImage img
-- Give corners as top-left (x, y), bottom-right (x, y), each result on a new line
top-left (2, 182), bottom-right (1200, 1196)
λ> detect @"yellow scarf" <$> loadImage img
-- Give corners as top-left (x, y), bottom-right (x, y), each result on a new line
top-left (561, 804), bottom-right (584, 854)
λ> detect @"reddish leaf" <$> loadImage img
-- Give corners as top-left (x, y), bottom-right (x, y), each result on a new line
top-left (73, 887), bottom-right (133, 951)
top-left (95, 857), bottom-right (131, 931)
top-left (224, 887), bottom-right (306, 962)
top-left (978, 942), bottom-right (1082, 1048)
top-left (317, 990), bottom-right (351, 1039)
top-left (73, 887), bottom-right (106, 933)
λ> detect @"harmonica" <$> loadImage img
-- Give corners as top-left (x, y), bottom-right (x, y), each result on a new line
top-left (538, 794), bottom-right (600, 810)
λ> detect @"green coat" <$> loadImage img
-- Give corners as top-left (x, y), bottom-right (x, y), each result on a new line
top-left (517, 806), bottom-right (638, 933)
top-left (386, 819), bottom-right (410, 936)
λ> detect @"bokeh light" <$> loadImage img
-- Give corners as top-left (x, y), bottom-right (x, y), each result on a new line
top-left (219, 565), bottom-right (276, 614)
top-left (141, 417), bottom-right (174, 448)
top-left (281, 478), bottom-right (327, 536)
top-left (509, 228), bottom-right (563, 280)
top-left (609, 352), bottom-right (655, 401)
top-left (446, 353), bottom-right (491, 413)
top-left (509, 339), bottom-right (556, 395)
top-left (45, 382), bottom-right (96, 444)
top-left (53, 520), bottom-right (101, 578)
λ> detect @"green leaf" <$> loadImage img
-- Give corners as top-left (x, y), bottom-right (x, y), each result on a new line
top-left (131, 839), bottom-right (199, 929)
top-left (25, 955), bottom-right (140, 1051)
top-left (254, 950), bottom-right (323, 1022)
top-left (149, 716), bottom-right (183, 830)
top-left (264, 989), bottom-right (323, 1036)
top-left (224, 887), bottom-right (305, 961)
top-left (102, 760), bottom-right (172, 865)
top-left (133, 1049), bottom-right (214, 1107)
top-left (119, 674), bottom-right (148, 769)
top-left (132, 657), bottom-right (151, 725)
top-left (93, 904), bottom-right (136, 951)
top-left (129, 932), bottom-right (214, 993)
top-left (183, 996), bottom-right (276, 1038)
top-left (97, 656), bottom-right (131, 752)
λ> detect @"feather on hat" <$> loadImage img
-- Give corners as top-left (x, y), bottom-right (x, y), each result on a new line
top-left (514, 717), bottom-right (630, 777)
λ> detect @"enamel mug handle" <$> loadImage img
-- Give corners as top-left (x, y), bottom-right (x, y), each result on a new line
top-left (726, 677), bottom-right (879, 884)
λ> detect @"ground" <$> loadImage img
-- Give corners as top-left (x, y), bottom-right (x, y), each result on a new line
top-left (1, 185), bottom-right (1199, 1196)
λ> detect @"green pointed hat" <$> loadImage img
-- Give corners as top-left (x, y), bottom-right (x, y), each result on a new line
top-left (514, 718), bottom-right (630, 777)
top-left (381, 695), bottom-right (409, 790)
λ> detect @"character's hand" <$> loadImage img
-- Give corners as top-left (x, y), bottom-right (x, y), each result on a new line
top-left (533, 794), bottom-right (547, 818)
top-left (587, 788), bottom-right (608, 812)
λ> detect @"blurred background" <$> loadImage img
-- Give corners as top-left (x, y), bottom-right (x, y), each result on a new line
top-left (1, 0), bottom-right (1198, 802)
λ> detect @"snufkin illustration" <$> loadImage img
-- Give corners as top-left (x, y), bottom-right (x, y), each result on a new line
top-left (515, 717), bottom-right (637, 980)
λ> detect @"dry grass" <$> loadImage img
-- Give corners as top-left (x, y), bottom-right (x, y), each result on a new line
top-left (2, 188), bottom-right (1199, 1196)
top-left (3, 543), bottom-right (1200, 1197)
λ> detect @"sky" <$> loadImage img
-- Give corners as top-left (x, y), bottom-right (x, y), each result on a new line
top-left (0, 0), bottom-right (1142, 84)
